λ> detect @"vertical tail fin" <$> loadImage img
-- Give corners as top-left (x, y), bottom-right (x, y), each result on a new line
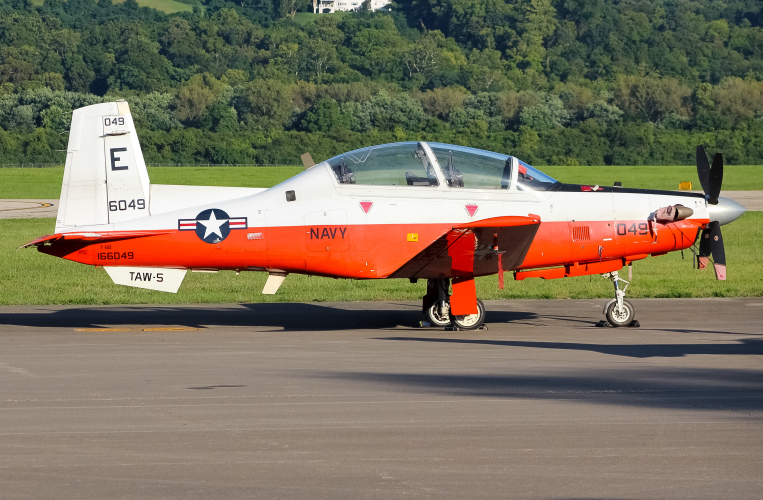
top-left (56, 101), bottom-right (150, 232)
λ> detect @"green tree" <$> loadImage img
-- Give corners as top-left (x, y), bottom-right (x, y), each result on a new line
top-left (301, 98), bottom-right (349, 132)
top-left (614, 76), bottom-right (690, 125)
top-left (519, 94), bottom-right (569, 131)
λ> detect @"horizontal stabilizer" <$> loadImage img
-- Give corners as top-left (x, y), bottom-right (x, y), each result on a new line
top-left (18, 234), bottom-right (61, 249)
top-left (20, 230), bottom-right (173, 249)
top-left (104, 267), bottom-right (187, 293)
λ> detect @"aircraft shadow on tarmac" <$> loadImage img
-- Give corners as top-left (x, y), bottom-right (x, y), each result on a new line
top-left (0, 303), bottom-right (538, 331)
top-left (317, 367), bottom-right (763, 411)
top-left (375, 336), bottom-right (763, 358)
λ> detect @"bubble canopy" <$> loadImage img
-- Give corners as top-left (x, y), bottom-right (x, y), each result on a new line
top-left (324, 142), bottom-right (558, 191)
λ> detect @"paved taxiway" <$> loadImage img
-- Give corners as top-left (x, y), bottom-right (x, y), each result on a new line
top-left (0, 199), bottom-right (57, 219)
top-left (1, 298), bottom-right (761, 499)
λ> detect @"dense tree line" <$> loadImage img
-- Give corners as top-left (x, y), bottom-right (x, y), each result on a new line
top-left (0, 0), bottom-right (762, 165)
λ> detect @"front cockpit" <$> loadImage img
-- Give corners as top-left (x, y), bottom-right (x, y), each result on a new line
top-left (324, 141), bottom-right (558, 192)
top-left (327, 143), bottom-right (439, 187)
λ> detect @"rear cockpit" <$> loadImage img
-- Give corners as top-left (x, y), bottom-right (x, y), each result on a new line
top-left (323, 141), bottom-right (558, 192)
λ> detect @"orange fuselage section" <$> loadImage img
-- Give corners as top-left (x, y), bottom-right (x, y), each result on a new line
top-left (40, 218), bottom-right (706, 280)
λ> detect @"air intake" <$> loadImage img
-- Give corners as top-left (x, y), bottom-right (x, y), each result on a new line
top-left (572, 225), bottom-right (590, 241)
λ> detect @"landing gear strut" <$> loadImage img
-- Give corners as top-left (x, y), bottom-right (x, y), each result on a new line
top-left (602, 271), bottom-right (635, 327)
top-left (423, 278), bottom-right (486, 330)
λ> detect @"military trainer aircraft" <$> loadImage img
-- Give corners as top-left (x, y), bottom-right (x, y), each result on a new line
top-left (23, 101), bottom-right (746, 329)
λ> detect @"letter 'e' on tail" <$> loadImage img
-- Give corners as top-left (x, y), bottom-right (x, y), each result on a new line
top-left (56, 101), bottom-right (150, 232)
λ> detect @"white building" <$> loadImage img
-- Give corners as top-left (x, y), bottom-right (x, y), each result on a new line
top-left (313, 0), bottom-right (390, 13)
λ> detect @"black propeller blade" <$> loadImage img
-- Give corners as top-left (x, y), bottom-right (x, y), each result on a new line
top-left (696, 145), bottom-right (727, 279)
top-left (696, 145), bottom-right (710, 195)
top-left (708, 152), bottom-right (723, 205)
top-left (696, 145), bottom-right (723, 205)
top-left (697, 221), bottom-right (726, 280)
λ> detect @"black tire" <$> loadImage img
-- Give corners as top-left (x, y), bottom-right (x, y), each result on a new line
top-left (605, 300), bottom-right (635, 327)
top-left (452, 299), bottom-right (486, 330)
top-left (425, 302), bottom-right (452, 327)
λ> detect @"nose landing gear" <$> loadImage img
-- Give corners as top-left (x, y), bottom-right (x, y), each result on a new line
top-left (602, 271), bottom-right (636, 327)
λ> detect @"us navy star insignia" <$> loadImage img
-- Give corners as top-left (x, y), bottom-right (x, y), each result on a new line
top-left (178, 209), bottom-right (247, 244)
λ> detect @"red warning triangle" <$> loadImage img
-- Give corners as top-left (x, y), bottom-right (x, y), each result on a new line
top-left (465, 204), bottom-right (478, 217)
top-left (360, 201), bottom-right (373, 214)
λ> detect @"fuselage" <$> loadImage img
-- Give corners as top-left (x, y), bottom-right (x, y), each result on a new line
top-left (41, 155), bottom-right (710, 280)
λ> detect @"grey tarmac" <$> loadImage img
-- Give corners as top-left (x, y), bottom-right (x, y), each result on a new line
top-left (0, 298), bottom-right (762, 499)
top-left (0, 199), bottom-right (58, 219)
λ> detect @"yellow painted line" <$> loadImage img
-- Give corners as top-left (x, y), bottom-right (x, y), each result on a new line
top-left (75, 327), bottom-right (200, 332)
top-left (75, 328), bottom-right (131, 332)
top-left (0, 201), bottom-right (54, 212)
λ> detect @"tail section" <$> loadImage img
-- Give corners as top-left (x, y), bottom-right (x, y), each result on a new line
top-left (56, 101), bottom-right (150, 232)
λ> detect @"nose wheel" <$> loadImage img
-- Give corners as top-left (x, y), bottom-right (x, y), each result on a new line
top-left (605, 298), bottom-right (635, 326)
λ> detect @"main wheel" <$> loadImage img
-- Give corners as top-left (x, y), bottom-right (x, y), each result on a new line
top-left (605, 300), bottom-right (635, 327)
top-left (452, 299), bottom-right (485, 330)
top-left (425, 302), bottom-right (452, 327)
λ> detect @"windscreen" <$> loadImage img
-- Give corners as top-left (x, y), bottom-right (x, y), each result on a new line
top-left (516, 159), bottom-right (558, 191)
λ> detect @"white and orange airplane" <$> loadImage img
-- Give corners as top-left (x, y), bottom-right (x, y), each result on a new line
top-left (24, 101), bottom-right (746, 329)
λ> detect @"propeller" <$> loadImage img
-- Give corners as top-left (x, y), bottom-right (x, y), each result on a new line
top-left (696, 145), bottom-right (723, 205)
top-left (695, 146), bottom-right (726, 280)
top-left (697, 221), bottom-right (726, 280)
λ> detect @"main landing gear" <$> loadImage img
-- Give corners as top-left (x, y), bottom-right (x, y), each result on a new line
top-left (423, 278), bottom-right (487, 330)
top-left (601, 271), bottom-right (636, 327)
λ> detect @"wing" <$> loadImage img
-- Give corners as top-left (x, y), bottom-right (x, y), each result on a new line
top-left (389, 215), bottom-right (541, 279)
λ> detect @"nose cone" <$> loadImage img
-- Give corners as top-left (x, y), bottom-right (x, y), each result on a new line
top-left (708, 197), bottom-right (747, 225)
